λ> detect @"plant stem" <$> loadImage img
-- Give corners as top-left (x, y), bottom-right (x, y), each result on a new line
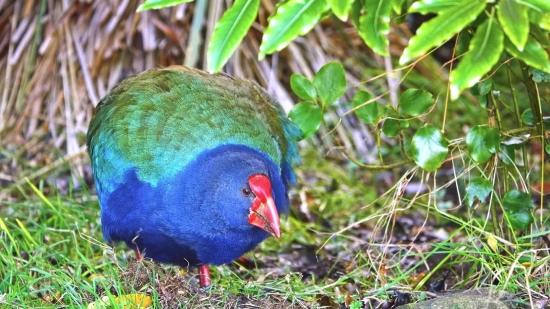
top-left (321, 117), bottom-right (413, 170)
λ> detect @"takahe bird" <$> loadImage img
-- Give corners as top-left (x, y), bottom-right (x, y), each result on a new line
top-left (86, 66), bottom-right (301, 287)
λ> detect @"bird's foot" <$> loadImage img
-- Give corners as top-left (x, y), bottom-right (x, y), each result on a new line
top-left (135, 251), bottom-right (150, 270)
top-left (199, 265), bottom-right (211, 287)
top-left (235, 256), bottom-right (254, 269)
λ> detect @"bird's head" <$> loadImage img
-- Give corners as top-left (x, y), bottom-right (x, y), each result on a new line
top-left (162, 144), bottom-right (288, 240)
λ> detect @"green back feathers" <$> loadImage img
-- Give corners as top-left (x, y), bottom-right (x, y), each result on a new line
top-left (87, 66), bottom-right (301, 187)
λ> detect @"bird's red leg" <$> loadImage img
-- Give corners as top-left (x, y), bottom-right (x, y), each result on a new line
top-left (199, 265), bottom-right (211, 287)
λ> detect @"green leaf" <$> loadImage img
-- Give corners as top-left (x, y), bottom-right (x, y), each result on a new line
top-left (545, 144), bottom-right (550, 155)
top-left (529, 68), bottom-right (550, 82)
top-left (290, 74), bottom-right (317, 101)
top-left (530, 25), bottom-right (550, 47)
top-left (456, 30), bottom-right (471, 57)
top-left (507, 212), bottom-right (534, 231)
top-left (466, 126), bottom-right (500, 164)
top-left (328, 0), bottom-right (352, 21)
top-left (313, 62), bottom-right (347, 105)
top-left (409, 0), bottom-right (461, 14)
top-left (504, 37), bottom-right (550, 72)
top-left (411, 125), bottom-right (449, 172)
top-left (475, 79), bottom-right (493, 108)
top-left (499, 144), bottom-right (516, 166)
top-left (503, 190), bottom-right (534, 231)
top-left (358, 0), bottom-right (392, 56)
top-left (528, 9), bottom-right (550, 31)
top-left (399, 0), bottom-right (486, 64)
top-left (391, 0), bottom-right (407, 14)
top-left (353, 91), bottom-right (386, 125)
top-left (137, 0), bottom-right (193, 11)
top-left (288, 102), bottom-right (323, 138)
top-left (521, 109), bottom-right (534, 125)
top-left (259, 0), bottom-right (329, 59)
top-left (207, 0), bottom-right (260, 73)
top-left (465, 177), bottom-right (493, 207)
top-left (399, 89), bottom-right (434, 116)
top-left (449, 18), bottom-right (504, 100)
top-left (382, 118), bottom-right (409, 137)
top-left (350, 0), bottom-right (364, 29)
top-left (525, 0), bottom-right (550, 13)
top-left (497, 0), bottom-right (529, 51)
top-left (477, 79), bottom-right (493, 95)
top-left (503, 190), bottom-right (533, 212)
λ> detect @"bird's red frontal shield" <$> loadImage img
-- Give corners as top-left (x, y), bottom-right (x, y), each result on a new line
top-left (247, 174), bottom-right (281, 238)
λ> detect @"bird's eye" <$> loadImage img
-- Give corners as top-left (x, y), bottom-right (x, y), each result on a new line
top-left (242, 188), bottom-right (252, 197)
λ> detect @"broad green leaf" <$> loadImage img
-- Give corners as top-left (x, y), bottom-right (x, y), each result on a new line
top-left (497, 0), bottom-right (529, 51)
top-left (207, 0), bottom-right (260, 73)
top-left (507, 211), bottom-right (534, 231)
top-left (449, 18), bottom-right (504, 100)
top-left (290, 74), bottom-right (317, 101)
top-left (499, 144), bottom-right (516, 166)
top-left (409, 0), bottom-right (461, 14)
top-left (503, 190), bottom-right (533, 231)
top-left (503, 190), bottom-right (533, 212)
top-left (465, 177), bottom-right (493, 207)
top-left (411, 125), bottom-right (449, 172)
top-left (382, 118), bottom-right (409, 137)
top-left (328, 0), bottom-right (353, 21)
top-left (505, 37), bottom-right (550, 72)
top-left (353, 91), bottom-right (386, 125)
top-left (259, 0), bottom-right (330, 59)
top-left (399, 0), bottom-right (486, 64)
top-left (521, 109), bottom-right (534, 125)
top-left (358, 0), bottom-right (392, 56)
top-left (288, 102), bottom-right (323, 138)
top-left (473, 79), bottom-right (492, 108)
top-left (466, 126), bottom-right (500, 164)
top-left (477, 79), bottom-right (493, 96)
top-left (313, 62), bottom-right (347, 105)
top-left (530, 68), bottom-right (550, 82)
top-left (137, 0), bottom-right (193, 11)
top-left (399, 89), bottom-right (434, 116)
top-left (545, 144), bottom-right (550, 155)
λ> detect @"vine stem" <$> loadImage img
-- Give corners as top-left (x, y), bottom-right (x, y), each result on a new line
top-left (321, 115), bottom-right (413, 170)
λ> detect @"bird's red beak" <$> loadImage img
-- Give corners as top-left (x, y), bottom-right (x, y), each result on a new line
top-left (248, 174), bottom-right (281, 238)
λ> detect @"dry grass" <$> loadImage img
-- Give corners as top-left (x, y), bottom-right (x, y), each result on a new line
top-left (0, 0), bottom-right (447, 197)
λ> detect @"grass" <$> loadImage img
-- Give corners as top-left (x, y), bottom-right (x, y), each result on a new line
top-left (1, 147), bottom-right (549, 309)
